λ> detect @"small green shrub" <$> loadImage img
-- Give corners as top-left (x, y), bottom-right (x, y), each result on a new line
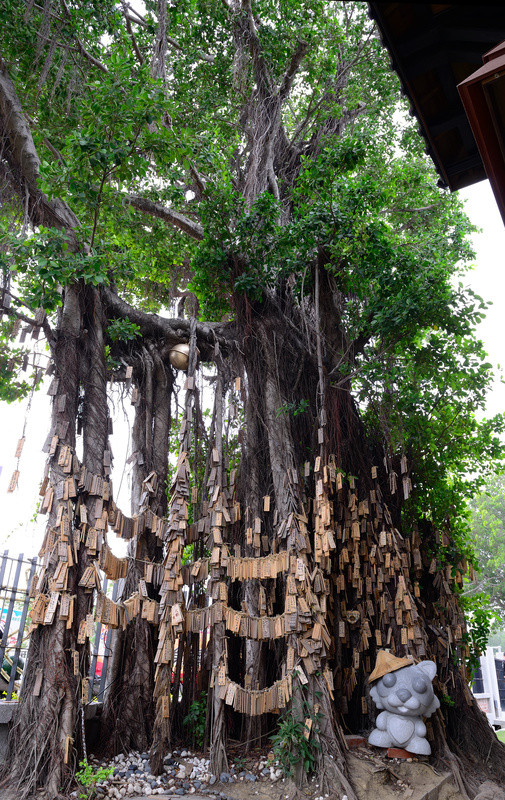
top-left (75, 759), bottom-right (114, 799)
top-left (270, 707), bottom-right (321, 777)
top-left (183, 691), bottom-right (207, 749)
top-left (234, 755), bottom-right (247, 772)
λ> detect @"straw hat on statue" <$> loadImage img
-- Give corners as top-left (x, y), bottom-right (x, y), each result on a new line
top-left (368, 650), bottom-right (414, 684)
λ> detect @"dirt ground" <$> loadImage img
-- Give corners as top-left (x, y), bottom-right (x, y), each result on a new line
top-left (218, 745), bottom-right (465, 800)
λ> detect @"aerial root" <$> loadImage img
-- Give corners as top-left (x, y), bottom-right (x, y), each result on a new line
top-left (318, 752), bottom-right (358, 800)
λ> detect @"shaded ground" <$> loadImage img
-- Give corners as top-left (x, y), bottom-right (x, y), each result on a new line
top-left (100, 744), bottom-right (466, 800)
top-left (221, 753), bottom-right (464, 800)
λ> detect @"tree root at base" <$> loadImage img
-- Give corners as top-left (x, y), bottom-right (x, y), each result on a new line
top-left (318, 751), bottom-right (358, 800)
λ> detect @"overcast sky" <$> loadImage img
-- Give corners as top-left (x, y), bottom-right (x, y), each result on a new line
top-left (459, 181), bottom-right (505, 417)
top-left (1, 179), bottom-right (504, 556)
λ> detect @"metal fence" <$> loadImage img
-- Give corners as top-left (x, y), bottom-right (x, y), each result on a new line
top-left (0, 550), bottom-right (118, 704)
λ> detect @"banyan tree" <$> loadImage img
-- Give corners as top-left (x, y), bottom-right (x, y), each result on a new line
top-left (1, 1), bottom-right (505, 798)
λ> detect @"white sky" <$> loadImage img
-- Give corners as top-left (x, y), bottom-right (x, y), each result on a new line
top-left (459, 181), bottom-right (505, 417)
top-left (0, 179), bottom-right (504, 556)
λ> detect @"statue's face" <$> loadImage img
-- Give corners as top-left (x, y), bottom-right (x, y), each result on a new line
top-left (370, 662), bottom-right (440, 717)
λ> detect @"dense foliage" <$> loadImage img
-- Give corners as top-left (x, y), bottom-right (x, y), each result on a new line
top-left (1, 0), bottom-right (503, 554)
top-left (468, 473), bottom-right (505, 616)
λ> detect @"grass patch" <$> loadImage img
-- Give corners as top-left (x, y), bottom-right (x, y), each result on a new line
top-left (497, 729), bottom-right (505, 743)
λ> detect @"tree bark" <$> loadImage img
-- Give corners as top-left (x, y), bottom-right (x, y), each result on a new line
top-left (0, 285), bottom-right (82, 800)
top-left (101, 347), bottom-right (172, 756)
top-left (209, 372), bottom-right (229, 777)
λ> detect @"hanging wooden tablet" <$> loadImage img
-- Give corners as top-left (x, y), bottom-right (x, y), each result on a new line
top-left (7, 471), bottom-right (19, 493)
top-left (44, 591), bottom-right (60, 625)
top-left (295, 666), bottom-right (308, 685)
top-left (85, 613), bottom-right (94, 639)
top-left (59, 592), bottom-right (71, 620)
top-left (77, 619), bottom-right (87, 644)
top-left (67, 595), bottom-right (74, 629)
top-left (323, 667), bottom-right (334, 691)
top-left (72, 649), bottom-right (79, 676)
top-left (217, 663), bottom-right (226, 686)
top-left (32, 668), bottom-right (44, 696)
top-left (64, 736), bottom-right (73, 764)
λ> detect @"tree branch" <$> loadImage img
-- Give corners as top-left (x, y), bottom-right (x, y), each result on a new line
top-left (279, 40), bottom-right (308, 100)
top-left (25, 115), bottom-right (66, 166)
top-left (125, 10), bottom-right (214, 63)
top-left (124, 4), bottom-right (149, 26)
top-left (100, 285), bottom-right (233, 359)
top-left (126, 195), bottom-right (204, 240)
top-left (59, 0), bottom-right (108, 74)
top-left (0, 54), bottom-right (80, 239)
top-left (124, 13), bottom-right (145, 66)
top-left (240, 0), bottom-right (272, 92)
top-left (1, 303), bottom-right (53, 342)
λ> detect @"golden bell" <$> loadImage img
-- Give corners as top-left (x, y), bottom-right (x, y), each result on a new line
top-left (169, 343), bottom-right (190, 371)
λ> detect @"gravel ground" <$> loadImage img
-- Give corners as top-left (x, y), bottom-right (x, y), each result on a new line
top-left (71, 749), bottom-right (286, 799)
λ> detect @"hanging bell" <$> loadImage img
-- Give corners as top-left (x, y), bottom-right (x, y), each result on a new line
top-left (169, 342), bottom-right (190, 370)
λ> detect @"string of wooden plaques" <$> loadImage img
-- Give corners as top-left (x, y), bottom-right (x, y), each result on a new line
top-left (29, 431), bottom-right (166, 637)
top-left (25, 353), bottom-right (474, 720)
top-left (211, 669), bottom-right (293, 716)
top-left (29, 429), bottom-right (471, 657)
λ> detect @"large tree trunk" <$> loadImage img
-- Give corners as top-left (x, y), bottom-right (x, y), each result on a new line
top-left (0, 285), bottom-right (82, 800)
top-left (101, 344), bottom-right (172, 755)
top-left (209, 372), bottom-right (229, 777)
top-left (256, 313), bottom-right (357, 797)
